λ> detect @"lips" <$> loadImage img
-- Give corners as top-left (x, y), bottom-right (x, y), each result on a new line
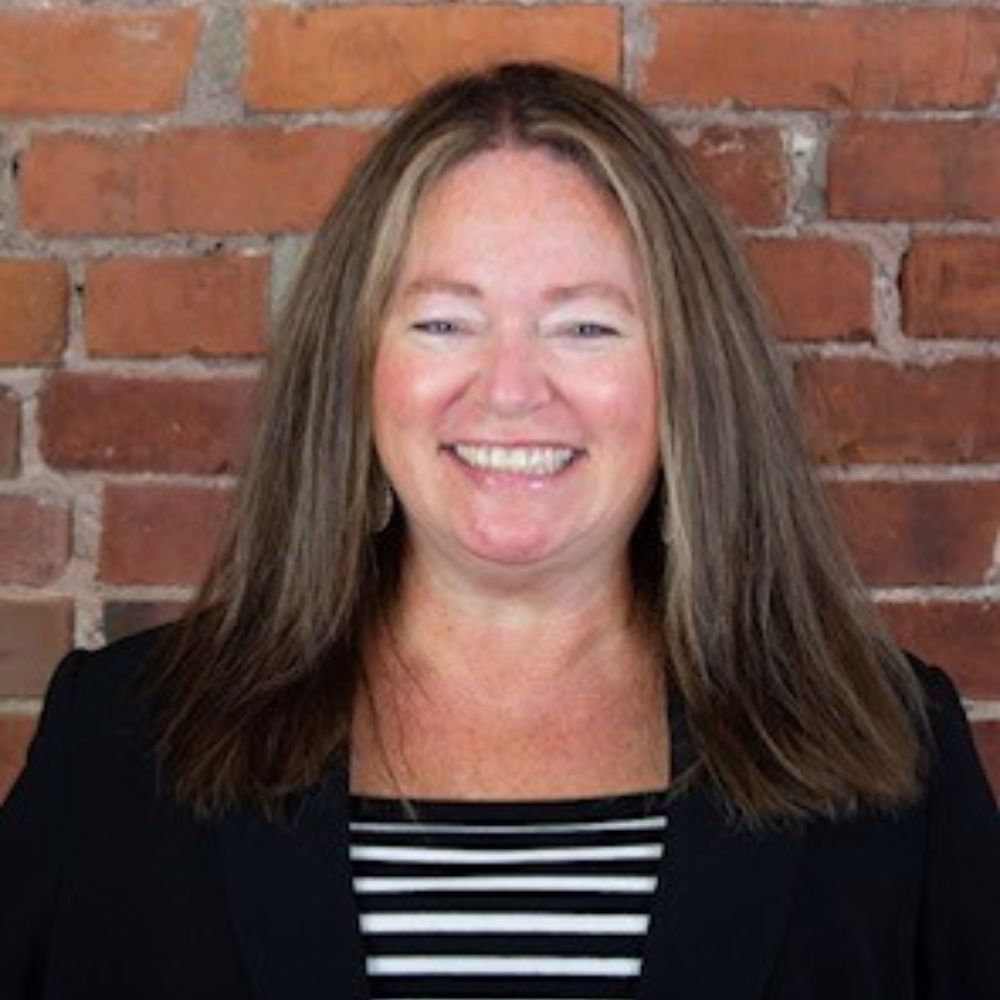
top-left (447, 443), bottom-right (581, 476)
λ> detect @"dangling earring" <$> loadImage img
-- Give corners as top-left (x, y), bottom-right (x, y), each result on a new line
top-left (370, 469), bottom-right (394, 533)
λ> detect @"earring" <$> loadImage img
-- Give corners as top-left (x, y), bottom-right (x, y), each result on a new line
top-left (370, 472), bottom-right (394, 533)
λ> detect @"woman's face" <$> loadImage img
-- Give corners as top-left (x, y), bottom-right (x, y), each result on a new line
top-left (372, 146), bottom-right (660, 581)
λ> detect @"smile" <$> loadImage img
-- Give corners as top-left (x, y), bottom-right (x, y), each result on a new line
top-left (449, 443), bottom-right (580, 476)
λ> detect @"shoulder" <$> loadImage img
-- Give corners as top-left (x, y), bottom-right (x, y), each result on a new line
top-left (35, 623), bottom-right (182, 780)
top-left (900, 649), bottom-right (997, 823)
top-left (906, 653), bottom-right (982, 778)
top-left (903, 650), bottom-right (963, 714)
top-left (52, 622), bottom-right (178, 713)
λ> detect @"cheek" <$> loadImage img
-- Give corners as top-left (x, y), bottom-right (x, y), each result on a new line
top-left (583, 362), bottom-right (659, 443)
top-left (371, 353), bottom-right (414, 431)
top-left (371, 348), bottom-right (466, 441)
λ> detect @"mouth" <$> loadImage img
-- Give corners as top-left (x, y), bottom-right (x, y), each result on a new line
top-left (446, 442), bottom-right (583, 477)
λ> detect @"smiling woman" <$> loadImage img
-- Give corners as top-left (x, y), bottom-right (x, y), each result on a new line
top-left (1, 63), bottom-right (997, 1000)
top-left (371, 147), bottom-right (659, 580)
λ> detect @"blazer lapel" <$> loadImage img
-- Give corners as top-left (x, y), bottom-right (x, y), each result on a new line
top-left (216, 758), bottom-right (369, 1000)
top-left (638, 699), bottom-right (804, 1000)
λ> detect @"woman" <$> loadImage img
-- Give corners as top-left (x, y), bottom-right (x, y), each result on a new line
top-left (1, 63), bottom-right (997, 1000)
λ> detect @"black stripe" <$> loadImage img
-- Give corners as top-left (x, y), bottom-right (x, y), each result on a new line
top-left (364, 932), bottom-right (648, 958)
top-left (357, 890), bottom-right (657, 914)
top-left (351, 790), bottom-right (670, 825)
top-left (366, 973), bottom-right (637, 999)
top-left (351, 858), bottom-right (661, 879)
top-left (349, 824), bottom-right (666, 851)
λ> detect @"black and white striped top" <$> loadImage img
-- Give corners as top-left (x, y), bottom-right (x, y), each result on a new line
top-left (349, 789), bottom-right (669, 999)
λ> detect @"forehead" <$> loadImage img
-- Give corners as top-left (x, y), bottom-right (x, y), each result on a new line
top-left (397, 146), bottom-right (643, 297)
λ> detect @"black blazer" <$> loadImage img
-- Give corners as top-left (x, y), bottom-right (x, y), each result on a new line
top-left (1, 626), bottom-right (997, 999)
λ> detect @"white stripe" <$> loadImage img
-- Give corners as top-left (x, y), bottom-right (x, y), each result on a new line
top-left (350, 843), bottom-right (663, 864)
top-left (350, 816), bottom-right (667, 836)
top-left (359, 911), bottom-right (651, 935)
top-left (366, 955), bottom-right (641, 977)
top-left (353, 874), bottom-right (658, 894)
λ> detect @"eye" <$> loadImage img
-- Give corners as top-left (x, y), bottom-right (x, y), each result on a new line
top-left (411, 319), bottom-right (462, 335)
top-left (567, 322), bottom-right (620, 338)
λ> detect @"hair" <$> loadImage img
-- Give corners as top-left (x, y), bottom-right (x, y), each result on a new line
top-left (142, 62), bottom-right (928, 825)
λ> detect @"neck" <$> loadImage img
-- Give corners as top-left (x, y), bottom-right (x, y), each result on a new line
top-left (370, 545), bottom-right (660, 715)
top-left (353, 546), bottom-right (669, 800)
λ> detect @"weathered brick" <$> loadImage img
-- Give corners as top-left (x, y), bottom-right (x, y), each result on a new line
top-left (828, 121), bottom-right (1000, 221)
top-left (0, 495), bottom-right (70, 586)
top-left (0, 260), bottom-right (69, 363)
top-left (902, 238), bottom-right (1000, 340)
top-left (0, 598), bottom-right (73, 698)
top-left (0, 388), bottom-right (18, 477)
top-left (827, 480), bottom-right (1000, 586)
top-left (104, 601), bottom-right (186, 645)
top-left (39, 373), bottom-right (254, 474)
top-left (878, 601), bottom-right (999, 701)
top-left (972, 721), bottom-right (1000, 804)
top-left (680, 126), bottom-right (786, 228)
top-left (0, 713), bottom-right (38, 806)
top-left (100, 483), bottom-right (232, 586)
top-left (21, 127), bottom-right (373, 236)
top-left (86, 254), bottom-right (269, 358)
top-left (640, 7), bottom-right (998, 111)
top-left (797, 359), bottom-right (1000, 464)
top-left (746, 238), bottom-right (871, 342)
top-left (0, 10), bottom-right (200, 115)
top-left (247, 5), bottom-right (620, 111)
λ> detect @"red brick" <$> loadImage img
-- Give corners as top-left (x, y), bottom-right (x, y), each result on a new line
top-left (746, 239), bottom-right (872, 342)
top-left (829, 120), bottom-right (1000, 221)
top-left (0, 495), bottom-right (70, 586)
top-left (0, 713), bottom-right (38, 806)
top-left (104, 601), bottom-right (186, 644)
top-left (827, 480), bottom-right (1000, 587)
top-left (0, 388), bottom-right (18, 477)
top-left (21, 127), bottom-right (373, 236)
top-left (972, 721), bottom-right (1000, 804)
top-left (86, 254), bottom-right (268, 358)
top-left (640, 8), bottom-right (998, 111)
top-left (39, 373), bottom-right (254, 474)
top-left (902, 238), bottom-right (1000, 340)
top-left (247, 5), bottom-right (620, 111)
top-left (0, 260), bottom-right (69, 363)
top-left (100, 483), bottom-right (232, 586)
top-left (878, 601), bottom-right (999, 701)
top-left (797, 359), bottom-right (1000, 464)
top-left (680, 126), bottom-right (786, 228)
top-left (0, 598), bottom-right (73, 697)
top-left (0, 10), bottom-right (200, 115)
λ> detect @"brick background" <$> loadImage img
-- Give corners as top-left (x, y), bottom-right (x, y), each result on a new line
top-left (22, 127), bottom-right (374, 236)
top-left (0, 260), bottom-right (69, 364)
top-left (246, 5), bottom-right (621, 109)
top-left (0, 10), bottom-right (201, 116)
top-left (0, 1), bottom-right (997, 802)
top-left (0, 599), bottom-right (74, 699)
top-left (99, 483), bottom-right (232, 586)
top-left (0, 389), bottom-right (18, 477)
top-left (86, 254), bottom-right (269, 358)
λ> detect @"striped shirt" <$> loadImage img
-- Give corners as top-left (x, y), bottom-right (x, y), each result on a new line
top-left (349, 789), bottom-right (669, 999)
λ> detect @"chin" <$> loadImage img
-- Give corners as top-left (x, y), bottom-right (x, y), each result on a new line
top-left (459, 525), bottom-right (564, 568)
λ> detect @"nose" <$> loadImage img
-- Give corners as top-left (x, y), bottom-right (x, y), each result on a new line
top-left (477, 328), bottom-right (552, 416)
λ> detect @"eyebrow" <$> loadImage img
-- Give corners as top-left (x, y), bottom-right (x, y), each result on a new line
top-left (400, 277), bottom-right (637, 315)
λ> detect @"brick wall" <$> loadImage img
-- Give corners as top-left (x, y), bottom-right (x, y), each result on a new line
top-left (0, 1), bottom-right (997, 802)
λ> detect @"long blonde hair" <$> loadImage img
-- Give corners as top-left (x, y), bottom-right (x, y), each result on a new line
top-left (144, 63), bottom-right (927, 824)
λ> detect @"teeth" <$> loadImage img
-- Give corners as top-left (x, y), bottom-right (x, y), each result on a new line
top-left (452, 444), bottom-right (576, 476)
